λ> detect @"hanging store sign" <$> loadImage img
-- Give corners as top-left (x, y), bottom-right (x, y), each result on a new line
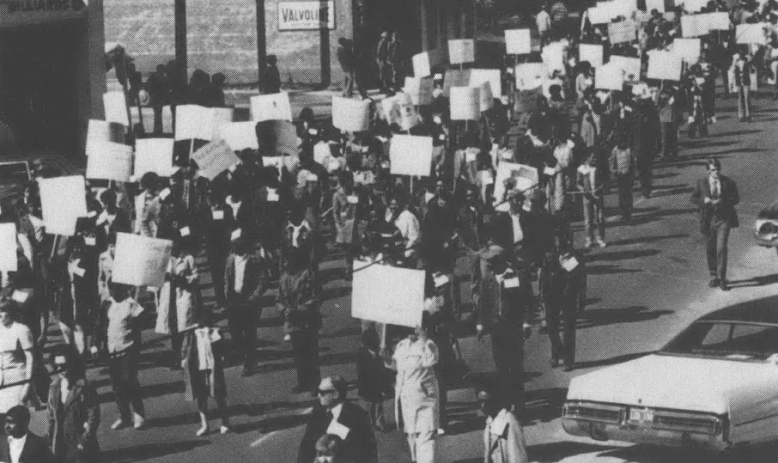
top-left (1, 0), bottom-right (86, 27)
top-left (278, 1), bottom-right (335, 31)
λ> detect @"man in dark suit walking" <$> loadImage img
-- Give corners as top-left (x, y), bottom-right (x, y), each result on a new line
top-left (223, 233), bottom-right (270, 376)
top-left (298, 375), bottom-right (377, 463)
top-left (0, 405), bottom-right (53, 463)
top-left (691, 159), bottom-right (739, 291)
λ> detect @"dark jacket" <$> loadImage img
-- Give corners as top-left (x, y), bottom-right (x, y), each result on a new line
top-left (297, 401), bottom-right (378, 463)
top-left (223, 252), bottom-right (270, 306)
top-left (0, 432), bottom-right (53, 463)
top-left (690, 175), bottom-right (739, 233)
top-left (47, 377), bottom-right (100, 463)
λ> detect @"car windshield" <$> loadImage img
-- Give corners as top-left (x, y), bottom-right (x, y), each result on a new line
top-left (661, 321), bottom-right (778, 361)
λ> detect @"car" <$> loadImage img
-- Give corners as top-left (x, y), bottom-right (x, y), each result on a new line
top-left (562, 304), bottom-right (778, 452)
top-left (754, 201), bottom-right (778, 248)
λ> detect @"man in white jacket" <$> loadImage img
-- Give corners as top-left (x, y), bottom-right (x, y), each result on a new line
top-left (478, 387), bottom-right (529, 463)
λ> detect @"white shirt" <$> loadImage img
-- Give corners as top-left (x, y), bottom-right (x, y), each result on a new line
top-left (391, 210), bottom-right (421, 249)
top-left (536, 9), bottom-right (551, 32)
top-left (709, 176), bottom-right (721, 198)
top-left (106, 298), bottom-right (144, 353)
top-left (510, 213), bottom-right (523, 244)
top-left (329, 402), bottom-right (344, 423)
top-left (8, 434), bottom-right (26, 463)
top-left (60, 376), bottom-right (70, 404)
top-left (226, 196), bottom-right (242, 220)
top-left (234, 254), bottom-right (249, 294)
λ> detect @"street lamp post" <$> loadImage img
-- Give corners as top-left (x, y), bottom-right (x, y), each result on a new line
top-left (257, 0), bottom-right (267, 91)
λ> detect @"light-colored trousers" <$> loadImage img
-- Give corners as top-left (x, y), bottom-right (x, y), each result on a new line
top-left (407, 431), bottom-right (436, 463)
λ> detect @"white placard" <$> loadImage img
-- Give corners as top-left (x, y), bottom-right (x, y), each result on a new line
top-left (542, 41), bottom-right (566, 76)
top-left (39, 176), bottom-right (88, 236)
top-left (351, 264), bottom-right (425, 328)
top-left (332, 96), bottom-right (371, 132)
top-left (389, 135), bottom-right (433, 177)
top-left (450, 86), bottom-right (480, 121)
top-left (448, 39), bottom-right (475, 65)
top-left (708, 12), bottom-right (731, 30)
top-left (218, 122), bottom-right (259, 151)
top-left (112, 232), bottom-right (173, 287)
top-left (587, 5), bottom-right (617, 24)
top-left (647, 50), bottom-right (683, 81)
top-left (608, 20), bottom-right (637, 44)
top-left (672, 38), bottom-right (701, 64)
top-left (413, 52), bottom-right (432, 78)
top-left (86, 141), bottom-right (133, 182)
top-left (515, 63), bottom-right (545, 90)
top-left (211, 107), bottom-right (234, 137)
top-left (134, 138), bottom-right (176, 177)
top-left (192, 139), bottom-right (243, 180)
top-left (736, 23), bottom-right (769, 45)
top-left (595, 64), bottom-right (625, 90)
top-left (103, 91), bottom-right (129, 127)
top-left (645, 0), bottom-right (665, 12)
top-left (683, 0), bottom-right (708, 13)
top-left (493, 162), bottom-right (539, 212)
top-left (579, 43), bottom-right (604, 68)
top-left (250, 92), bottom-right (293, 122)
top-left (404, 77), bottom-right (434, 106)
top-left (175, 104), bottom-right (215, 141)
top-left (681, 14), bottom-right (709, 37)
top-left (469, 69), bottom-right (502, 97)
top-left (505, 29), bottom-right (531, 55)
top-left (86, 119), bottom-right (124, 157)
top-left (608, 55), bottom-right (642, 81)
top-left (0, 223), bottom-right (17, 272)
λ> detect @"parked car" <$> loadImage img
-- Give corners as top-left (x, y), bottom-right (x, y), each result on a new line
top-left (562, 304), bottom-right (778, 452)
top-left (754, 202), bottom-right (778, 249)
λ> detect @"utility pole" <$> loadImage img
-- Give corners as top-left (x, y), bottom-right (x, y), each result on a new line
top-left (256, 0), bottom-right (267, 91)
top-left (175, 0), bottom-right (187, 77)
top-left (320, 0), bottom-right (330, 89)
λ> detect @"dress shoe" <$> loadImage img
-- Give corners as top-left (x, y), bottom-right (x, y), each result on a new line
top-left (720, 281), bottom-right (729, 291)
top-left (708, 278), bottom-right (720, 288)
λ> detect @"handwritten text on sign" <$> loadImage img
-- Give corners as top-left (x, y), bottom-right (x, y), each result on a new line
top-left (278, 1), bottom-right (335, 30)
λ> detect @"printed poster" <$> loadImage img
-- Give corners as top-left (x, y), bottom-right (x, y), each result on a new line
top-left (351, 263), bottom-right (425, 328)
top-left (112, 232), bottom-right (173, 287)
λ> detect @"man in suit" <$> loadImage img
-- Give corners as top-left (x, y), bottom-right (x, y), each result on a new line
top-left (223, 233), bottom-right (270, 376)
top-left (298, 375), bottom-right (377, 463)
top-left (47, 345), bottom-right (100, 463)
top-left (0, 405), bottom-right (53, 463)
top-left (691, 158), bottom-right (739, 291)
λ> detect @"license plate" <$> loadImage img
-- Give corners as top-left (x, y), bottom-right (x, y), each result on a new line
top-left (629, 408), bottom-right (654, 423)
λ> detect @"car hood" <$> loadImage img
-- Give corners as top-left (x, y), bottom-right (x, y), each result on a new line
top-left (567, 354), bottom-right (776, 414)
top-left (757, 201), bottom-right (778, 220)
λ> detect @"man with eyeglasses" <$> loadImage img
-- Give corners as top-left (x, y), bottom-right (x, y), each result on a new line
top-left (691, 159), bottom-right (739, 291)
top-left (297, 375), bottom-right (377, 463)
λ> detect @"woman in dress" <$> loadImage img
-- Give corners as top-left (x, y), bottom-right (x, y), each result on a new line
top-left (0, 298), bottom-right (34, 417)
top-left (387, 314), bottom-right (440, 463)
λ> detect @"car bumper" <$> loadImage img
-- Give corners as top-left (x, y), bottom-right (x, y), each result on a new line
top-left (754, 232), bottom-right (778, 247)
top-left (562, 418), bottom-right (730, 451)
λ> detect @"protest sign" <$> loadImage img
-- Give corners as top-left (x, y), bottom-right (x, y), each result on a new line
top-left (477, 81), bottom-right (494, 112)
top-left (85, 119), bottom-right (125, 157)
top-left (608, 20), bottom-right (637, 44)
top-left (404, 76), bottom-right (434, 106)
top-left (0, 223), bottom-right (16, 272)
top-left (647, 50), bottom-right (683, 81)
top-left (389, 135), bottom-right (433, 177)
top-left (103, 91), bottom-right (129, 126)
top-left (681, 14), bottom-right (709, 37)
top-left (256, 120), bottom-right (298, 157)
top-left (351, 263), bottom-right (425, 328)
top-left (493, 162), bottom-right (539, 212)
top-left (608, 55), bottom-right (642, 81)
top-left (332, 96), bottom-right (371, 132)
top-left (112, 233), bottom-right (173, 287)
top-left (250, 92), bottom-right (293, 122)
top-left (211, 107), bottom-right (234, 138)
top-left (683, 0), bottom-right (709, 12)
top-left (672, 38), bottom-right (701, 64)
top-left (595, 64), bottom-right (625, 90)
top-left (579, 43), bottom-right (604, 68)
top-left (175, 104), bottom-right (215, 141)
top-left (218, 122), bottom-right (259, 151)
top-left (39, 176), bottom-right (87, 236)
top-left (515, 63), bottom-right (545, 90)
top-left (587, 5), bottom-right (613, 24)
top-left (412, 51), bottom-right (432, 78)
top-left (469, 69), bottom-right (502, 97)
top-left (645, 0), bottom-right (665, 12)
top-left (191, 139), bottom-right (242, 180)
top-left (86, 141), bottom-right (133, 182)
top-left (708, 11), bottom-right (731, 30)
top-left (442, 69), bottom-right (470, 97)
top-left (505, 29), bottom-right (531, 55)
top-left (450, 87), bottom-right (480, 120)
top-left (448, 39), bottom-right (475, 65)
top-left (542, 41), bottom-right (566, 76)
top-left (134, 138), bottom-right (176, 177)
top-left (736, 23), bottom-right (768, 45)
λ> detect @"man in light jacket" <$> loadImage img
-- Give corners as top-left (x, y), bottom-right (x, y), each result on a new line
top-left (478, 387), bottom-right (529, 463)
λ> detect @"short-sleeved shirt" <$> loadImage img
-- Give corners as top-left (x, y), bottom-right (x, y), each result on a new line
top-left (107, 298), bottom-right (144, 353)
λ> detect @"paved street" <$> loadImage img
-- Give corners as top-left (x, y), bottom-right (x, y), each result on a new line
top-left (22, 87), bottom-right (778, 463)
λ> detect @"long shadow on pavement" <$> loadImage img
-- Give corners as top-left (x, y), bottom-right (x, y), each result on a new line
top-left (101, 440), bottom-right (210, 463)
top-left (577, 306), bottom-right (674, 330)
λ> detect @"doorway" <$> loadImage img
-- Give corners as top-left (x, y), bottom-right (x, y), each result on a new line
top-left (0, 22), bottom-right (83, 155)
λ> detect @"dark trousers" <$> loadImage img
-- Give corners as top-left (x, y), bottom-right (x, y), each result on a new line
top-left (109, 350), bottom-right (144, 421)
top-left (706, 221), bottom-right (731, 282)
top-left (227, 304), bottom-right (257, 368)
top-left (546, 299), bottom-right (576, 366)
top-left (207, 246), bottom-right (228, 308)
top-left (290, 330), bottom-right (320, 390)
top-left (616, 173), bottom-right (634, 219)
top-left (637, 153), bottom-right (653, 198)
top-left (491, 322), bottom-right (524, 411)
top-left (152, 105), bottom-right (164, 135)
top-left (660, 122), bottom-right (679, 157)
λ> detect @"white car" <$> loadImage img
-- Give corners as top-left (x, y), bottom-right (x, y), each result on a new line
top-left (562, 305), bottom-right (778, 452)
